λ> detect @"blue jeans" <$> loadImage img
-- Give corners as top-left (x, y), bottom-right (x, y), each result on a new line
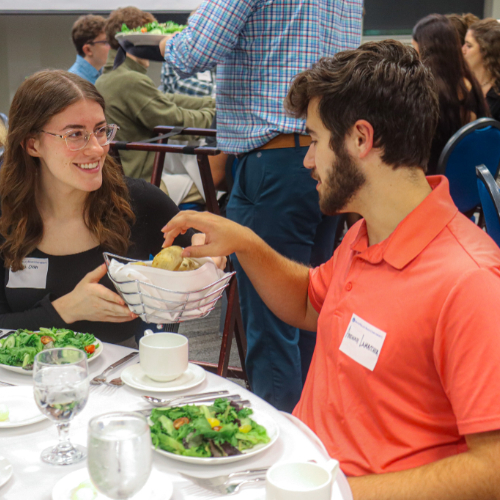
top-left (226, 143), bottom-right (338, 412)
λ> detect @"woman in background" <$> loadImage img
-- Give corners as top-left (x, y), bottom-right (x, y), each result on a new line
top-left (0, 70), bottom-right (194, 347)
top-left (413, 14), bottom-right (488, 174)
top-left (447, 12), bottom-right (479, 46)
top-left (463, 18), bottom-right (500, 120)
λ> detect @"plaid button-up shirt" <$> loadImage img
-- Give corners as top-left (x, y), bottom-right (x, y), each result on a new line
top-left (159, 62), bottom-right (215, 97)
top-left (164, 0), bottom-right (363, 153)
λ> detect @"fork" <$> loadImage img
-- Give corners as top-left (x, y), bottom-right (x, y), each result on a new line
top-left (137, 399), bottom-right (251, 416)
top-left (180, 468), bottom-right (268, 488)
top-left (143, 390), bottom-right (230, 407)
top-left (181, 473), bottom-right (266, 496)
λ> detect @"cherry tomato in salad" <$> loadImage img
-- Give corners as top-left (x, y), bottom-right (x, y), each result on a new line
top-left (40, 336), bottom-right (54, 345)
top-left (84, 345), bottom-right (96, 354)
top-left (173, 417), bottom-right (190, 429)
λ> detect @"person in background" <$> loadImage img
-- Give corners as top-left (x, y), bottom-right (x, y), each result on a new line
top-left (68, 15), bottom-right (110, 85)
top-left (95, 7), bottom-right (215, 204)
top-left (413, 14), bottom-right (487, 174)
top-left (446, 12), bottom-right (479, 46)
top-left (463, 18), bottom-right (500, 121)
top-left (162, 40), bottom-right (500, 500)
top-left (159, 0), bottom-right (363, 413)
top-left (160, 62), bottom-right (215, 98)
top-left (0, 70), bottom-right (197, 348)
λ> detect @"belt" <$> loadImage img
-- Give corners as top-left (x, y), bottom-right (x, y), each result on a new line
top-left (257, 133), bottom-right (312, 150)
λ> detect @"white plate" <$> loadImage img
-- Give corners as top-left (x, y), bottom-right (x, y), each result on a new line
top-left (0, 456), bottom-right (13, 488)
top-left (0, 336), bottom-right (103, 375)
top-left (0, 386), bottom-right (46, 428)
top-left (52, 467), bottom-right (173, 500)
top-left (121, 363), bottom-right (205, 393)
top-left (115, 32), bottom-right (170, 46)
top-left (153, 408), bottom-right (279, 465)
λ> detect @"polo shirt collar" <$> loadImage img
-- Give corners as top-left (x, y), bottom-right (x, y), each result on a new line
top-left (350, 176), bottom-right (458, 269)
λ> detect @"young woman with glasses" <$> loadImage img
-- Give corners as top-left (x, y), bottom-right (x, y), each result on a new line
top-left (0, 70), bottom-right (195, 347)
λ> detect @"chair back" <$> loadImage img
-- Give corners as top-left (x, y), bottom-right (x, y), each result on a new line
top-left (476, 164), bottom-right (500, 246)
top-left (437, 118), bottom-right (500, 214)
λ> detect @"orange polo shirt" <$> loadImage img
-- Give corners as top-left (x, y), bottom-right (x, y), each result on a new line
top-left (293, 176), bottom-right (500, 476)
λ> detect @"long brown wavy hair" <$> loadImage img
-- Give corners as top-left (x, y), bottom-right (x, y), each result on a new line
top-left (413, 14), bottom-right (488, 173)
top-left (0, 70), bottom-right (135, 271)
top-left (469, 18), bottom-right (500, 93)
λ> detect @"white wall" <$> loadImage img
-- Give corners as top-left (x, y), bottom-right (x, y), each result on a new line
top-left (0, 14), bottom-right (163, 115)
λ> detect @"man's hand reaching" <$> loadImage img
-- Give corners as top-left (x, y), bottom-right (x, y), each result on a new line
top-left (162, 211), bottom-right (253, 260)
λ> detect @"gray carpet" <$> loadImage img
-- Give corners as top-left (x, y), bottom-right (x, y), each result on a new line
top-left (179, 300), bottom-right (243, 373)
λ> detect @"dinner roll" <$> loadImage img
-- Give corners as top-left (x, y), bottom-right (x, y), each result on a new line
top-left (152, 246), bottom-right (184, 271)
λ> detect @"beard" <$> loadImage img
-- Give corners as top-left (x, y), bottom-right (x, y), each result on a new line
top-left (316, 141), bottom-right (366, 216)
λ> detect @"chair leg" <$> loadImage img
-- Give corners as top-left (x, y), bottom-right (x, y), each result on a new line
top-left (151, 146), bottom-right (166, 188)
top-left (197, 154), bottom-right (220, 215)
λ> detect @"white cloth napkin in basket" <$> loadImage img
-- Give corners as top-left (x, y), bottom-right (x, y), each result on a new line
top-left (107, 257), bottom-right (231, 323)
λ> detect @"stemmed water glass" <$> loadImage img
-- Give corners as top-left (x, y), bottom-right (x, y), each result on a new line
top-left (33, 347), bottom-right (89, 465)
top-left (87, 412), bottom-right (152, 499)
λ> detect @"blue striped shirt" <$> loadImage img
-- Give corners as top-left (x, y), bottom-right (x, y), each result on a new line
top-left (163, 0), bottom-right (363, 153)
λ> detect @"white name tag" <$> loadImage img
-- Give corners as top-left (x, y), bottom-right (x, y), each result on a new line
top-left (339, 314), bottom-right (386, 371)
top-left (7, 258), bottom-right (49, 289)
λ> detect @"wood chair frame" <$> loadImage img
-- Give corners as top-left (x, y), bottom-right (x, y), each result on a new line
top-left (110, 128), bottom-right (249, 387)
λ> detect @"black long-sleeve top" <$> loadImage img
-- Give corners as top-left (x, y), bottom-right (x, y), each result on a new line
top-left (0, 178), bottom-right (192, 344)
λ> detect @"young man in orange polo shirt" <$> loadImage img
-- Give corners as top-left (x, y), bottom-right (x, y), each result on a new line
top-left (162, 40), bottom-right (500, 499)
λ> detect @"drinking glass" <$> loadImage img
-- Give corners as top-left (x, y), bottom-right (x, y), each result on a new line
top-left (33, 347), bottom-right (89, 465)
top-left (87, 412), bottom-right (152, 499)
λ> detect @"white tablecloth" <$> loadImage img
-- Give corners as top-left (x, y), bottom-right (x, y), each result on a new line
top-left (0, 342), bottom-right (352, 500)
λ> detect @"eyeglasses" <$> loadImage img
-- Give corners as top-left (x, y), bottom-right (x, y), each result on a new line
top-left (41, 124), bottom-right (119, 151)
top-left (88, 40), bottom-right (110, 46)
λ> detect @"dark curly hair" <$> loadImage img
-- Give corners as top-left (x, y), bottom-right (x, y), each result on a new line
top-left (71, 15), bottom-right (106, 57)
top-left (285, 40), bottom-right (439, 171)
top-left (0, 70), bottom-right (135, 271)
top-left (105, 7), bottom-right (156, 50)
top-left (446, 13), bottom-right (480, 46)
top-left (469, 18), bottom-right (500, 93)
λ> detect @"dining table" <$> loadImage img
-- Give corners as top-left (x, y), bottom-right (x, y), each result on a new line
top-left (0, 341), bottom-right (353, 500)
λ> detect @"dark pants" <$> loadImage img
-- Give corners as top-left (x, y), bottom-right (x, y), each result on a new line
top-left (226, 143), bottom-right (338, 412)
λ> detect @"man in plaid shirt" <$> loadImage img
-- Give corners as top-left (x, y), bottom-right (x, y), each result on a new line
top-left (160, 0), bottom-right (362, 412)
top-left (159, 62), bottom-right (215, 97)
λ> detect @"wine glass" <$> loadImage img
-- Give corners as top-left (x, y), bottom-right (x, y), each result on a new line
top-left (87, 412), bottom-right (152, 499)
top-left (33, 347), bottom-right (89, 465)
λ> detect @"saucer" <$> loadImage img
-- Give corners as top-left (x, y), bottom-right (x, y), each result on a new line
top-left (121, 363), bottom-right (206, 392)
top-left (52, 467), bottom-right (173, 500)
top-left (0, 456), bottom-right (13, 488)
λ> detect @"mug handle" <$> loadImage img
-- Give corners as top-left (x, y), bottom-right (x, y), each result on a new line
top-left (325, 459), bottom-right (340, 482)
top-left (144, 329), bottom-right (155, 337)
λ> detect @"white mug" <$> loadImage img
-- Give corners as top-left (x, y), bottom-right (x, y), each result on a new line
top-left (266, 460), bottom-right (339, 500)
top-left (139, 332), bottom-right (188, 382)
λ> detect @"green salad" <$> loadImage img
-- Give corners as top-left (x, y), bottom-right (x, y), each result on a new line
top-left (0, 328), bottom-right (99, 368)
top-left (150, 398), bottom-right (270, 458)
top-left (119, 21), bottom-right (187, 35)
